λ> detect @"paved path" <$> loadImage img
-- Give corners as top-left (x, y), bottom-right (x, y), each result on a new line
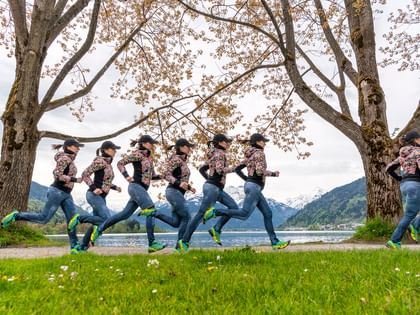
top-left (0, 243), bottom-right (419, 259)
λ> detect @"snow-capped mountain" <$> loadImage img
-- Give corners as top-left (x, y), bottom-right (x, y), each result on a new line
top-left (149, 185), bottom-right (299, 231)
top-left (284, 187), bottom-right (326, 210)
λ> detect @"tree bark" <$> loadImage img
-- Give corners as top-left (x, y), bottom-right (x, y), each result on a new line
top-left (0, 75), bottom-right (41, 217)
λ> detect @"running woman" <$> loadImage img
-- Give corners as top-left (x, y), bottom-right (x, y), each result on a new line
top-left (146, 138), bottom-right (196, 250)
top-left (203, 133), bottom-right (290, 250)
top-left (1, 138), bottom-right (84, 254)
top-left (178, 134), bottom-right (239, 252)
top-left (67, 141), bottom-right (122, 251)
top-left (90, 135), bottom-right (167, 253)
top-left (386, 130), bottom-right (420, 249)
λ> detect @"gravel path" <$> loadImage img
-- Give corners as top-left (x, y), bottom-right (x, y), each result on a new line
top-left (1, 243), bottom-right (419, 259)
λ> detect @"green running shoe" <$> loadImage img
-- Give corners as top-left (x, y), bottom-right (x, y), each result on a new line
top-left (272, 240), bottom-right (291, 250)
top-left (407, 224), bottom-right (418, 243)
top-left (177, 240), bottom-right (189, 253)
top-left (138, 207), bottom-right (156, 217)
top-left (68, 214), bottom-right (80, 232)
top-left (70, 243), bottom-right (81, 255)
top-left (208, 227), bottom-right (222, 246)
top-left (203, 207), bottom-right (216, 224)
top-left (1, 210), bottom-right (18, 229)
top-left (90, 226), bottom-right (102, 245)
top-left (148, 241), bottom-right (167, 253)
top-left (386, 240), bottom-right (401, 249)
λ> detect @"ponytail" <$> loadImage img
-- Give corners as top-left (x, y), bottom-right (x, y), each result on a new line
top-left (96, 148), bottom-right (101, 156)
top-left (207, 140), bottom-right (214, 148)
top-left (166, 145), bottom-right (176, 151)
top-left (52, 144), bottom-right (63, 150)
top-left (238, 139), bottom-right (251, 145)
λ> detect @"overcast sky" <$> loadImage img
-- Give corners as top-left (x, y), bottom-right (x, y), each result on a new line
top-left (0, 2), bottom-right (418, 210)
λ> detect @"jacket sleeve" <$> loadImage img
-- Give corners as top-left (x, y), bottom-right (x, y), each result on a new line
top-left (386, 158), bottom-right (402, 182)
top-left (213, 154), bottom-right (234, 175)
top-left (117, 151), bottom-right (142, 178)
top-left (254, 151), bottom-right (274, 176)
top-left (235, 163), bottom-right (248, 181)
top-left (199, 163), bottom-right (209, 179)
top-left (163, 157), bottom-right (181, 185)
top-left (82, 159), bottom-right (105, 190)
top-left (53, 156), bottom-right (76, 183)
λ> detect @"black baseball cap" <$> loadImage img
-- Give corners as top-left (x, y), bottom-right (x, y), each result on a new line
top-left (175, 138), bottom-right (195, 148)
top-left (138, 135), bottom-right (159, 144)
top-left (64, 138), bottom-right (84, 147)
top-left (213, 134), bottom-right (233, 144)
top-left (100, 141), bottom-right (121, 150)
top-left (404, 131), bottom-right (420, 142)
top-left (250, 133), bottom-right (270, 143)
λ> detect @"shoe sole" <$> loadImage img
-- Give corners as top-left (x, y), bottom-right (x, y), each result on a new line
top-left (273, 241), bottom-right (291, 250)
top-left (407, 227), bottom-right (418, 243)
top-left (148, 245), bottom-right (167, 253)
top-left (208, 229), bottom-right (222, 246)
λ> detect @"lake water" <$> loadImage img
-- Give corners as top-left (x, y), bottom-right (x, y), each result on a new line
top-left (48, 230), bottom-right (355, 248)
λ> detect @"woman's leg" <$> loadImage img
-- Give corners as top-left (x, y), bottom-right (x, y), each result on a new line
top-left (212, 191), bottom-right (239, 233)
top-left (81, 193), bottom-right (112, 249)
top-left (154, 188), bottom-right (183, 228)
top-left (256, 193), bottom-right (279, 245)
top-left (215, 182), bottom-right (260, 220)
top-left (60, 195), bottom-right (80, 249)
top-left (16, 187), bottom-right (64, 224)
top-left (181, 183), bottom-right (220, 244)
top-left (99, 199), bottom-right (138, 233)
top-left (391, 182), bottom-right (420, 243)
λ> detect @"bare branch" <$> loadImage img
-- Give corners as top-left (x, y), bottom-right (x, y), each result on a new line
top-left (397, 102), bottom-right (420, 139)
top-left (40, 0), bottom-right (101, 109)
top-left (313, 0), bottom-right (358, 86)
top-left (39, 95), bottom-right (200, 142)
top-left (8, 0), bottom-right (28, 49)
top-left (45, 23), bottom-right (145, 112)
top-left (46, 0), bottom-right (91, 48)
top-left (178, 0), bottom-right (281, 46)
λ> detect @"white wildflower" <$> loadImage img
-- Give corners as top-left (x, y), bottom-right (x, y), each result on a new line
top-left (147, 259), bottom-right (160, 268)
top-left (60, 265), bottom-right (69, 272)
top-left (152, 289), bottom-right (158, 294)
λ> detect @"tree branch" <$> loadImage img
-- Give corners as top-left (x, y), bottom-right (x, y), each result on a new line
top-left (313, 0), bottom-right (358, 86)
top-left (46, 0), bottom-right (91, 48)
top-left (44, 23), bottom-right (146, 112)
top-left (39, 95), bottom-right (199, 142)
top-left (397, 102), bottom-right (420, 139)
top-left (177, 0), bottom-right (281, 46)
top-left (278, 0), bottom-right (362, 144)
top-left (8, 0), bottom-right (29, 49)
top-left (40, 0), bottom-right (101, 110)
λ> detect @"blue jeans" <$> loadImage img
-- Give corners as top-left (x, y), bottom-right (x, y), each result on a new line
top-left (79, 191), bottom-right (112, 249)
top-left (152, 187), bottom-right (191, 242)
top-left (215, 181), bottom-right (279, 244)
top-left (16, 186), bottom-right (79, 248)
top-left (391, 181), bottom-right (420, 243)
top-left (99, 183), bottom-right (155, 245)
top-left (182, 183), bottom-right (237, 243)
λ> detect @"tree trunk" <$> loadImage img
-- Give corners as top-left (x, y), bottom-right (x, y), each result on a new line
top-left (357, 139), bottom-right (402, 222)
top-left (0, 75), bottom-right (41, 217)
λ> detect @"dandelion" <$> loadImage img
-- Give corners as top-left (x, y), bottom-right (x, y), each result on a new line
top-left (207, 266), bottom-right (218, 272)
top-left (192, 256), bottom-right (198, 260)
top-left (147, 259), bottom-right (160, 268)
top-left (152, 289), bottom-right (158, 294)
top-left (394, 268), bottom-right (400, 272)
top-left (7, 276), bottom-right (16, 282)
top-left (60, 265), bottom-right (69, 272)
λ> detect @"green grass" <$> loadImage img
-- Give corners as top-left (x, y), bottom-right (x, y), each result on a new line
top-left (0, 225), bottom-right (61, 247)
top-left (0, 249), bottom-right (419, 314)
top-left (351, 217), bottom-right (399, 242)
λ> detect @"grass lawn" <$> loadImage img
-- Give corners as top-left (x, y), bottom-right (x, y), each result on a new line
top-left (0, 249), bottom-right (418, 314)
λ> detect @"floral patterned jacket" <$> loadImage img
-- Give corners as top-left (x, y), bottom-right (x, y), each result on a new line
top-left (82, 156), bottom-right (117, 196)
top-left (386, 145), bottom-right (420, 182)
top-left (235, 146), bottom-right (277, 189)
top-left (163, 152), bottom-right (191, 193)
top-left (117, 149), bottom-right (161, 189)
top-left (199, 147), bottom-right (234, 189)
top-left (51, 151), bottom-right (78, 193)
